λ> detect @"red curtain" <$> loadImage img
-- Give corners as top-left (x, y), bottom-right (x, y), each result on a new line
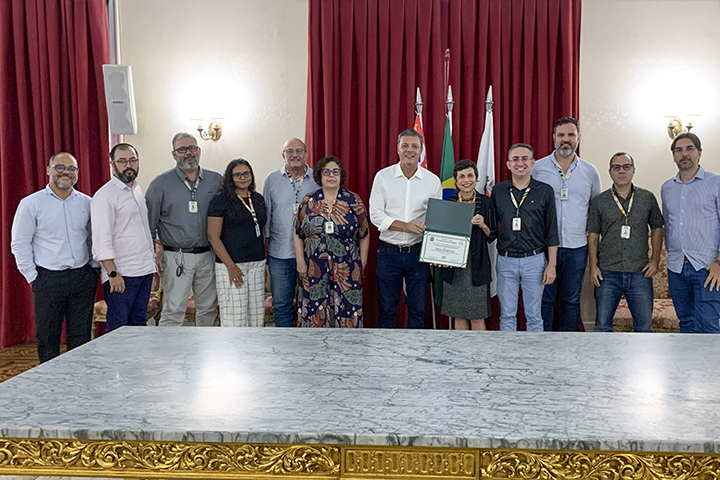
top-left (306, 0), bottom-right (581, 328)
top-left (0, 0), bottom-right (110, 347)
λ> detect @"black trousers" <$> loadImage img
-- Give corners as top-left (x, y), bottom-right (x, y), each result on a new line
top-left (32, 264), bottom-right (99, 363)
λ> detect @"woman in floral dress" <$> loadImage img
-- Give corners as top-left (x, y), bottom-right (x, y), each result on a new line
top-left (293, 156), bottom-right (369, 327)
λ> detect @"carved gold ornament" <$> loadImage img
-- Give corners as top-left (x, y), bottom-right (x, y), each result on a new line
top-left (0, 439), bottom-right (719, 480)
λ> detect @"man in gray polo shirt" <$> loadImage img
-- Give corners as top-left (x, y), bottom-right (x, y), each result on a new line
top-left (146, 132), bottom-right (223, 326)
top-left (263, 138), bottom-right (319, 327)
top-left (587, 152), bottom-right (664, 332)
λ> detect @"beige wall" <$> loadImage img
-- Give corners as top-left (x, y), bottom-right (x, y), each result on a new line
top-left (119, 0), bottom-right (719, 326)
top-left (118, 0), bottom-right (308, 192)
top-left (580, 0), bottom-right (720, 196)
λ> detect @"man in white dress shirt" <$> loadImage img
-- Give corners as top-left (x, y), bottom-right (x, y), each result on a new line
top-left (369, 129), bottom-right (442, 328)
top-left (91, 143), bottom-right (157, 332)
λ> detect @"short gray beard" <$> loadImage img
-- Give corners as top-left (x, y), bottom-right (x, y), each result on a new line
top-left (51, 175), bottom-right (75, 190)
top-left (177, 158), bottom-right (199, 169)
top-left (557, 145), bottom-right (576, 158)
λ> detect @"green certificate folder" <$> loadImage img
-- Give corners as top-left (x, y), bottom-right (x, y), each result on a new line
top-left (420, 198), bottom-right (474, 268)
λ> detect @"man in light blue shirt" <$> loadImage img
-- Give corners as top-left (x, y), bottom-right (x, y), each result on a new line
top-left (11, 152), bottom-right (98, 362)
top-left (532, 117), bottom-right (602, 331)
top-left (263, 138), bottom-right (319, 327)
top-left (661, 133), bottom-right (720, 333)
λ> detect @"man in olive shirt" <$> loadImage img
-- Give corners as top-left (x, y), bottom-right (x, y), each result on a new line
top-left (146, 132), bottom-right (223, 326)
top-left (587, 152), bottom-right (664, 332)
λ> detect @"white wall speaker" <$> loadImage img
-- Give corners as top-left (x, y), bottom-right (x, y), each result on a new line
top-left (102, 64), bottom-right (138, 135)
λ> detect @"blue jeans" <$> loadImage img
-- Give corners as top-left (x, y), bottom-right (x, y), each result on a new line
top-left (497, 253), bottom-right (546, 331)
top-left (376, 247), bottom-right (429, 329)
top-left (104, 273), bottom-right (154, 333)
top-left (268, 256), bottom-right (298, 327)
top-left (594, 271), bottom-right (653, 332)
top-left (542, 245), bottom-right (587, 331)
top-left (667, 263), bottom-right (720, 334)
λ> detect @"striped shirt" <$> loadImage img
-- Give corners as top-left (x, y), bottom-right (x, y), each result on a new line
top-left (661, 166), bottom-right (720, 274)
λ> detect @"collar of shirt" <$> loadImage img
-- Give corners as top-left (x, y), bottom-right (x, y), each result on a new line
top-left (393, 162), bottom-right (424, 180)
top-left (281, 164), bottom-right (311, 179)
top-left (550, 153), bottom-right (579, 176)
top-left (44, 184), bottom-right (80, 201)
top-left (672, 165), bottom-right (706, 184)
top-left (174, 165), bottom-right (205, 182)
top-left (109, 175), bottom-right (137, 191)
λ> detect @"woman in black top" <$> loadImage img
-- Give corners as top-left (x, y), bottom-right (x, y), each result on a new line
top-left (441, 159), bottom-right (497, 330)
top-left (208, 159), bottom-right (267, 327)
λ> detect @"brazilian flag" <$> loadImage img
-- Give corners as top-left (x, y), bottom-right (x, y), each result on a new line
top-left (434, 115), bottom-right (456, 308)
top-left (440, 115), bottom-right (455, 199)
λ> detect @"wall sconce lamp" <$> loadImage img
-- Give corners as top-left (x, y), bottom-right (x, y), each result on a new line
top-left (192, 118), bottom-right (223, 141)
top-left (664, 114), bottom-right (699, 139)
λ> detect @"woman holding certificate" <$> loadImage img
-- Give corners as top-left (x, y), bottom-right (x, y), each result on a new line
top-left (441, 159), bottom-right (497, 330)
top-left (208, 159), bottom-right (267, 327)
top-left (293, 156), bottom-right (369, 328)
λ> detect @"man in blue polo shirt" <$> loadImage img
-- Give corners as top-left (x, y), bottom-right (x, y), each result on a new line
top-left (532, 117), bottom-right (602, 331)
top-left (661, 133), bottom-right (720, 333)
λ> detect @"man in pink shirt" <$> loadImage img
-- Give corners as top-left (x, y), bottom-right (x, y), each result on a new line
top-left (91, 143), bottom-right (157, 332)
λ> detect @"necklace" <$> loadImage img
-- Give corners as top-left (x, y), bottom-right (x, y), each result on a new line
top-left (459, 191), bottom-right (476, 203)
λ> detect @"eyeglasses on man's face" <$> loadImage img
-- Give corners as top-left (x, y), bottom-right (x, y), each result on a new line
top-left (115, 158), bottom-right (139, 167)
top-left (610, 163), bottom-right (633, 172)
top-left (232, 171), bottom-right (252, 179)
top-left (51, 164), bottom-right (79, 173)
top-left (508, 156), bottom-right (532, 163)
top-left (322, 168), bottom-right (341, 177)
top-left (672, 145), bottom-right (697, 155)
top-left (284, 148), bottom-right (305, 155)
top-left (174, 145), bottom-right (199, 154)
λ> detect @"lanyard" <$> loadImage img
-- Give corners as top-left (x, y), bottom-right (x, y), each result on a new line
top-left (510, 187), bottom-right (531, 217)
top-left (238, 194), bottom-right (258, 224)
top-left (287, 170), bottom-right (306, 202)
top-left (183, 178), bottom-right (199, 201)
top-left (325, 194), bottom-right (337, 220)
top-left (554, 162), bottom-right (575, 187)
top-left (612, 188), bottom-right (634, 225)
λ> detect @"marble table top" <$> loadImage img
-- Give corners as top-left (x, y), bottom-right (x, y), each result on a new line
top-left (0, 328), bottom-right (718, 453)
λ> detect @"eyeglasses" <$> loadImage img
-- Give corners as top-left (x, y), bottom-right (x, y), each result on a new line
top-left (115, 158), bottom-right (139, 167)
top-left (322, 168), bottom-right (341, 177)
top-left (232, 171), bottom-right (252, 179)
top-left (174, 145), bottom-right (199, 154)
top-left (51, 165), bottom-right (79, 173)
top-left (284, 148), bottom-right (305, 155)
top-left (508, 156), bottom-right (532, 163)
top-left (672, 145), bottom-right (697, 155)
top-left (610, 163), bottom-right (633, 172)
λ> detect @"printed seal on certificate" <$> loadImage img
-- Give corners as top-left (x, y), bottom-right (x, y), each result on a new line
top-left (420, 231), bottom-right (471, 268)
top-left (419, 198), bottom-right (475, 268)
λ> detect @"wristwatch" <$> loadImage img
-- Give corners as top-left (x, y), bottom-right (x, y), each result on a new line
top-left (108, 270), bottom-right (118, 278)
top-left (715, 259), bottom-right (720, 267)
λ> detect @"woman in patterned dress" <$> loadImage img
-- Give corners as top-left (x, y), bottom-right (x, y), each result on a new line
top-left (293, 156), bottom-right (369, 327)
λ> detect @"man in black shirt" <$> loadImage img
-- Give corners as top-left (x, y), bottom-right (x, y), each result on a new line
top-left (491, 143), bottom-right (559, 331)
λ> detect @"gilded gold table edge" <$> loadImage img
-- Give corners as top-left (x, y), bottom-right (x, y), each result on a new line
top-left (0, 437), bottom-right (718, 480)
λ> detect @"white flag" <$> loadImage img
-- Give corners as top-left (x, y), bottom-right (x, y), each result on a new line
top-left (476, 86), bottom-right (497, 297)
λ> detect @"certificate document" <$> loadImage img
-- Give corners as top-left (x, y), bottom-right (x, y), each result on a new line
top-left (420, 198), bottom-right (474, 268)
top-left (420, 231), bottom-right (471, 268)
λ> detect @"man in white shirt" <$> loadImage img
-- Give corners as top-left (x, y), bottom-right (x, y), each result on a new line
top-left (369, 129), bottom-right (442, 328)
top-left (91, 143), bottom-right (157, 332)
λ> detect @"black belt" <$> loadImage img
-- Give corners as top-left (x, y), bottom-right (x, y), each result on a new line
top-left (380, 241), bottom-right (422, 253)
top-left (163, 245), bottom-right (212, 254)
top-left (498, 247), bottom-right (545, 258)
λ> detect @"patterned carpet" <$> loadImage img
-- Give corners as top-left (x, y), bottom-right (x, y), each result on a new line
top-left (0, 343), bottom-right (50, 383)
